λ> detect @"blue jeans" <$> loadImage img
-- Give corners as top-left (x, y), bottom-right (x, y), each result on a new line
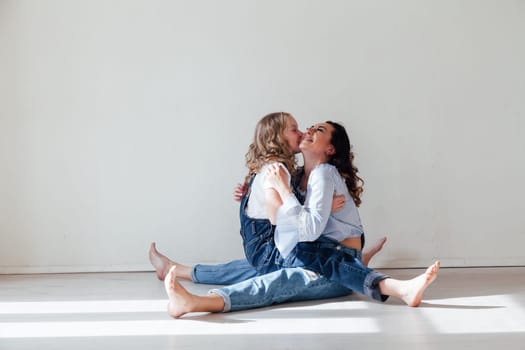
top-left (192, 259), bottom-right (258, 285)
top-left (239, 179), bottom-right (389, 302)
top-left (210, 267), bottom-right (352, 312)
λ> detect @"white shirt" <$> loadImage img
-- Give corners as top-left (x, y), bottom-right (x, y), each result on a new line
top-left (245, 163), bottom-right (291, 219)
top-left (274, 163), bottom-right (364, 258)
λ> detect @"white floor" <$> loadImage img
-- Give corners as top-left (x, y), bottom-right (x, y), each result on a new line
top-left (1, 267), bottom-right (524, 350)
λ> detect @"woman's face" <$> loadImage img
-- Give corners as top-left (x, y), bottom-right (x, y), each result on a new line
top-left (283, 116), bottom-right (303, 153)
top-left (299, 122), bottom-right (335, 157)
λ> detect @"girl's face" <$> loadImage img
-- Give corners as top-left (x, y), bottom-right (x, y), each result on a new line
top-left (283, 116), bottom-right (303, 153)
top-left (300, 122), bottom-right (336, 157)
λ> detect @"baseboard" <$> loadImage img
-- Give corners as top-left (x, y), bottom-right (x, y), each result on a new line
top-left (2, 258), bottom-right (524, 275)
top-left (0, 264), bottom-right (156, 275)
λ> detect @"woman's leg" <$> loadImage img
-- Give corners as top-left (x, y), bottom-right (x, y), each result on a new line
top-left (361, 237), bottom-right (387, 267)
top-left (285, 240), bottom-right (439, 305)
top-left (163, 261), bottom-right (441, 318)
top-left (379, 261), bottom-right (440, 307)
top-left (164, 266), bottom-right (351, 318)
top-left (150, 243), bottom-right (259, 285)
top-left (210, 267), bottom-right (351, 312)
top-left (165, 267), bottom-right (225, 318)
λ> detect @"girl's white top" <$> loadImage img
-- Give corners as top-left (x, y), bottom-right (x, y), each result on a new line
top-left (245, 163), bottom-right (291, 219)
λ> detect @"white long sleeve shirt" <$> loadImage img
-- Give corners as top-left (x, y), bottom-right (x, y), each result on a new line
top-left (274, 163), bottom-right (364, 258)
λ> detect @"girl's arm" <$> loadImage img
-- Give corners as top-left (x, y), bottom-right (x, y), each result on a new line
top-left (264, 188), bottom-right (284, 225)
top-left (262, 163), bottom-right (291, 224)
top-left (265, 163), bottom-right (293, 201)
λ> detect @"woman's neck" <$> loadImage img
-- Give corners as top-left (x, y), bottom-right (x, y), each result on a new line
top-left (300, 156), bottom-right (328, 191)
top-left (303, 156), bottom-right (327, 176)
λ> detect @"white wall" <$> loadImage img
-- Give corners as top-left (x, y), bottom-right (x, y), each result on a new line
top-left (1, 0), bottom-right (524, 273)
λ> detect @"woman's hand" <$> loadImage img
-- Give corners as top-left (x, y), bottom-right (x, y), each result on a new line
top-left (332, 193), bottom-right (345, 212)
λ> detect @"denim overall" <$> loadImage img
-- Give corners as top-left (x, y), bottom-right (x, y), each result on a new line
top-left (239, 175), bottom-right (389, 302)
top-left (190, 173), bottom-right (308, 285)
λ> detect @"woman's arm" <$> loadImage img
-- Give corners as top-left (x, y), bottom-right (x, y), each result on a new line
top-left (267, 164), bottom-right (336, 243)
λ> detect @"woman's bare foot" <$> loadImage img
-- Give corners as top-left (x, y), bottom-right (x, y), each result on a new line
top-left (361, 237), bottom-right (387, 266)
top-left (164, 266), bottom-right (195, 318)
top-left (164, 266), bottom-right (225, 318)
top-left (380, 261), bottom-right (440, 307)
top-left (401, 261), bottom-right (440, 307)
top-left (149, 242), bottom-right (175, 280)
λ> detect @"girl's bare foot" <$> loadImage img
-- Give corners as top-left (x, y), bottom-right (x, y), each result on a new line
top-left (164, 266), bottom-right (195, 318)
top-left (361, 237), bottom-right (387, 266)
top-left (380, 261), bottom-right (440, 307)
top-left (149, 242), bottom-right (175, 280)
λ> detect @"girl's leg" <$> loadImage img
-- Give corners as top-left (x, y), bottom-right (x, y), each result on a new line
top-left (379, 261), bottom-right (440, 307)
top-left (152, 236), bottom-right (384, 285)
top-left (149, 243), bottom-right (192, 281)
top-left (150, 243), bottom-right (259, 285)
top-left (192, 259), bottom-right (259, 285)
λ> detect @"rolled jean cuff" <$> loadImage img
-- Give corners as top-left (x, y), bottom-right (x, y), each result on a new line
top-left (190, 265), bottom-right (198, 282)
top-left (208, 288), bottom-right (230, 312)
top-left (364, 271), bottom-right (390, 302)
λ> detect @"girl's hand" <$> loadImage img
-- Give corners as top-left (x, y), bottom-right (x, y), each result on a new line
top-left (233, 183), bottom-right (247, 202)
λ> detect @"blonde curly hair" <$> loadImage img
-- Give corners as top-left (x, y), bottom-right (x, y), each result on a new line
top-left (244, 112), bottom-right (297, 185)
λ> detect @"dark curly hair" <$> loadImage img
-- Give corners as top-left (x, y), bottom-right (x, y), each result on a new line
top-left (326, 121), bottom-right (364, 207)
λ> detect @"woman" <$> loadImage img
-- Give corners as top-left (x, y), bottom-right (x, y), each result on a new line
top-left (161, 114), bottom-right (439, 317)
top-left (237, 120), bottom-right (439, 300)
